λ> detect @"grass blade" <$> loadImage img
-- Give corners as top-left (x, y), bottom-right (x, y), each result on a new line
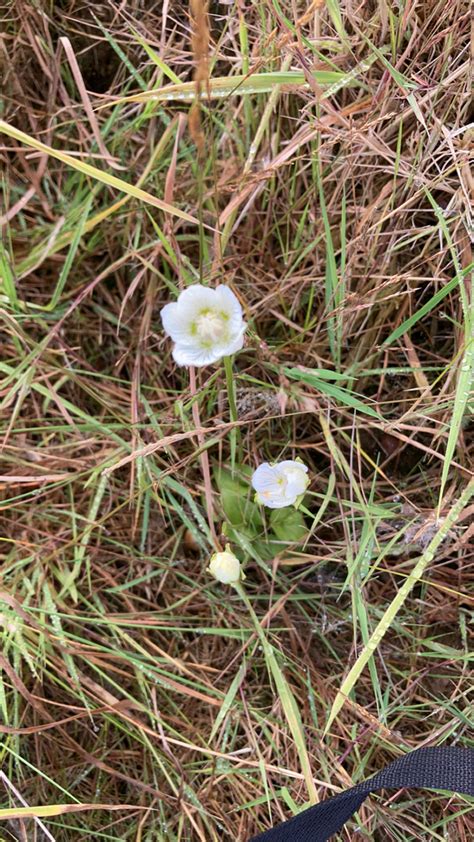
top-left (285, 368), bottom-right (383, 419)
top-left (104, 69), bottom-right (362, 108)
top-left (324, 478), bottom-right (474, 734)
top-left (236, 586), bottom-right (318, 804)
top-left (0, 120), bottom-right (199, 225)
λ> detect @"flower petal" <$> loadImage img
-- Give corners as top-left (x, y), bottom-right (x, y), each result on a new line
top-left (176, 284), bottom-right (218, 320)
top-left (160, 302), bottom-right (193, 342)
top-left (252, 464), bottom-right (288, 507)
top-left (279, 462), bottom-right (309, 498)
top-left (214, 285), bottom-right (244, 331)
top-left (216, 329), bottom-right (245, 357)
top-left (257, 493), bottom-right (292, 509)
top-left (172, 342), bottom-right (224, 367)
top-left (278, 460), bottom-right (309, 474)
top-left (251, 463), bottom-right (278, 494)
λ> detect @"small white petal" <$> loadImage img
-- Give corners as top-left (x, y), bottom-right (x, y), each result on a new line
top-left (172, 343), bottom-right (224, 367)
top-left (252, 463), bottom-right (287, 507)
top-left (257, 493), bottom-right (293, 509)
top-left (251, 463), bottom-right (279, 493)
top-left (214, 285), bottom-right (244, 331)
top-left (279, 461), bottom-right (309, 497)
top-left (160, 302), bottom-right (192, 342)
top-left (176, 284), bottom-right (218, 320)
top-left (279, 460), bottom-right (309, 474)
top-left (218, 328), bottom-right (245, 357)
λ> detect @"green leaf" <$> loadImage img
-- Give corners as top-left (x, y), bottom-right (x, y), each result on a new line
top-left (215, 468), bottom-right (262, 531)
top-left (215, 465), bottom-right (249, 491)
top-left (253, 539), bottom-right (287, 561)
top-left (270, 508), bottom-right (307, 543)
top-left (221, 483), bottom-right (245, 527)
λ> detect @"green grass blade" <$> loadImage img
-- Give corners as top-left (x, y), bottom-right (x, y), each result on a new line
top-left (317, 170), bottom-right (339, 366)
top-left (437, 336), bottom-right (474, 513)
top-left (379, 264), bottom-right (472, 351)
top-left (0, 120), bottom-right (199, 225)
top-left (326, 0), bottom-right (348, 45)
top-left (209, 660), bottom-right (247, 742)
top-left (236, 586), bottom-right (318, 805)
top-left (285, 367), bottom-right (383, 419)
top-left (421, 189), bottom-right (472, 510)
top-left (104, 69), bottom-right (361, 108)
top-left (324, 478), bottom-right (474, 734)
top-left (0, 240), bottom-right (18, 309)
top-left (46, 194), bottom-right (94, 310)
top-left (131, 28), bottom-right (181, 84)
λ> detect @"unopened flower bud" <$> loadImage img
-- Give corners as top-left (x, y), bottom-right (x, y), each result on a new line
top-left (208, 546), bottom-right (244, 585)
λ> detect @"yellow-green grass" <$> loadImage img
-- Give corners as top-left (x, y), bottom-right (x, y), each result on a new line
top-left (0, 1), bottom-right (472, 840)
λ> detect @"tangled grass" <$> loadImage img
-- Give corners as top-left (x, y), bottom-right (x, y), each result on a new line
top-left (0, 1), bottom-right (472, 839)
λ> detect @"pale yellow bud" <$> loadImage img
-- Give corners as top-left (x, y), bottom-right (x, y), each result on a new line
top-left (208, 546), bottom-right (243, 585)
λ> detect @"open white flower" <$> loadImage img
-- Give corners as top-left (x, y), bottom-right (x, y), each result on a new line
top-left (160, 284), bottom-right (246, 366)
top-left (251, 460), bottom-right (309, 509)
top-left (208, 546), bottom-right (244, 585)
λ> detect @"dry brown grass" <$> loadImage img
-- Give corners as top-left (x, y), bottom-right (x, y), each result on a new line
top-left (0, 1), bottom-right (472, 840)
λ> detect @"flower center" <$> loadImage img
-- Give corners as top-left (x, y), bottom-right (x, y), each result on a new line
top-left (195, 310), bottom-right (226, 343)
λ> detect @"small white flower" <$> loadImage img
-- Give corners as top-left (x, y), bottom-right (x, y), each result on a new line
top-left (208, 546), bottom-right (244, 585)
top-left (160, 284), bottom-right (246, 366)
top-left (251, 460), bottom-right (309, 509)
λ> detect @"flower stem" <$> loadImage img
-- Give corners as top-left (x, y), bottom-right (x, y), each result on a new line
top-left (234, 583), bottom-right (266, 646)
top-left (224, 354), bottom-right (239, 473)
top-left (189, 366), bottom-right (219, 549)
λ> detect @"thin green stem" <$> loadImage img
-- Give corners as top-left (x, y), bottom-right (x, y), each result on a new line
top-left (190, 366), bottom-right (219, 549)
top-left (224, 354), bottom-right (239, 472)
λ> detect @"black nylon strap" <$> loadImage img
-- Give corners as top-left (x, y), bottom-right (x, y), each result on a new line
top-left (250, 746), bottom-right (474, 841)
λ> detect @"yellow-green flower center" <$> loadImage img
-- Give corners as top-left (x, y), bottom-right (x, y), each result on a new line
top-left (195, 310), bottom-right (227, 344)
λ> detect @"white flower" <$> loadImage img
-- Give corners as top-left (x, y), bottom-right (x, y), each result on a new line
top-left (160, 284), bottom-right (246, 366)
top-left (208, 546), bottom-right (244, 585)
top-left (251, 460), bottom-right (309, 509)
